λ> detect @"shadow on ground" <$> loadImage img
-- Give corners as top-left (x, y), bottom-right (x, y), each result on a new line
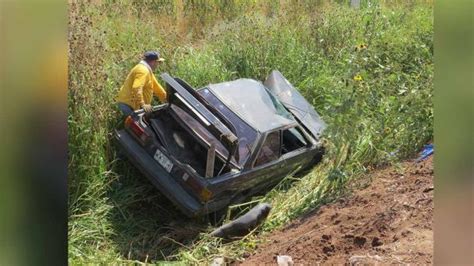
top-left (107, 158), bottom-right (208, 261)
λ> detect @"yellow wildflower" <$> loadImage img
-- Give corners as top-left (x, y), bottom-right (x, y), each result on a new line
top-left (353, 74), bottom-right (363, 81)
top-left (355, 43), bottom-right (368, 51)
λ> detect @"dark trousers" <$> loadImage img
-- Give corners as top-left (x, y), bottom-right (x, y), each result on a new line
top-left (117, 102), bottom-right (134, 116)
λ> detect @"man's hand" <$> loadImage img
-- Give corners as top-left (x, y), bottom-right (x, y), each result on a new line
top-left (141, 104), bottom-right (152, 113)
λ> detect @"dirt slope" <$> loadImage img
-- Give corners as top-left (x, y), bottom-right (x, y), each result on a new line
top-left (242, 156), bottom-right (433, 265)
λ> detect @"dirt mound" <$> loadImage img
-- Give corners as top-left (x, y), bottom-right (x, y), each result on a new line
top-left (242, 157), bottom-right (433, 265)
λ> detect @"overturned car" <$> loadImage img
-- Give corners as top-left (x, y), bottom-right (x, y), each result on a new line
top-left (115, 70), bottom-right (326, 217)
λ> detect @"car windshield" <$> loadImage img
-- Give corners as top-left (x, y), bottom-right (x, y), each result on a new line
top-left (208, 79), bottom-right (296, 132)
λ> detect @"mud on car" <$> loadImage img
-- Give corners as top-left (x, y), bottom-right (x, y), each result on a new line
top-left (115, 70), bottom-right (326, 217)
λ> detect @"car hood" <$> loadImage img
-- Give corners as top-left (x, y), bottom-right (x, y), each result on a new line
top-left (264, 70), bottom-right (326, 140)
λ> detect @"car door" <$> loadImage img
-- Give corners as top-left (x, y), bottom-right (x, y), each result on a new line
top-left (264, 70), bottom-right (326, 140)
top-left (278, 125), bottom-right (314, 175)
top-left (249, 130), bottom-right (290, 187)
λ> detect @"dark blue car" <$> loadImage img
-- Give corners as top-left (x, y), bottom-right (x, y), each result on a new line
top-left (115, 70), bottom-right (325, 217)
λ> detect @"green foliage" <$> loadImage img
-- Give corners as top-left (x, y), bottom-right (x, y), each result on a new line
top-left (69, 0), bottom-right (433, 264)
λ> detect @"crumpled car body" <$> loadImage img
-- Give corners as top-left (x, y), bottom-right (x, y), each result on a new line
top-left (115, 70), bottom-right (326, 217)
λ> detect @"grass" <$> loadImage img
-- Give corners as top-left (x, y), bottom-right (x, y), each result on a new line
top-left (68, 0), bottom-right (433, 264)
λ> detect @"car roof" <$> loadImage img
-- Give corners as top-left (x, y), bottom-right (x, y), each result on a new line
top-left (206, 78), bottom-right (298, 132)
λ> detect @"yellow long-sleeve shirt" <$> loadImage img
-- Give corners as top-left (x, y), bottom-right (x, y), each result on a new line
top-left (116, 62), bottom-right (167, 110)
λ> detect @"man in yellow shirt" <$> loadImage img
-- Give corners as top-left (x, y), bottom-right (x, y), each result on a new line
top-left (116, 51), bottom-right (167, 115)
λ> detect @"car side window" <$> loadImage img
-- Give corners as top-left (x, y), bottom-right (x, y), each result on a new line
top-left (281, 126), bottom-right (308, 154)
top-left (254, 131), bottom-right (281, 167)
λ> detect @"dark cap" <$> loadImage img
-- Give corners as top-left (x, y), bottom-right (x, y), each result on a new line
top-left (144, 51), bottom-right (165, 62)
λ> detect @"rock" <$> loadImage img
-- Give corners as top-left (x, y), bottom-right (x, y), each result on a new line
top-left (277, 255), bottom-right (294, 266)
top-left (349, 253), bottom-right (383, 265)
top-left (210, 256), bottom-right (225, 266)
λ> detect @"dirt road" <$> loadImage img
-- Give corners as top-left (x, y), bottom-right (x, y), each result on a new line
top-left (242, 156), bottom-right (433, 265)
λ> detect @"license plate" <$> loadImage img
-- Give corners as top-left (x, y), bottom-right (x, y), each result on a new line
top-left (153, 149), bottom-right (173, 172)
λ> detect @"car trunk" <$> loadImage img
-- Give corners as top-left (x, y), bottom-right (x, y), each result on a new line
top-left (150, 109), bottom-right (208, 176)
top-left (149, 106), bottom-right (236, 178)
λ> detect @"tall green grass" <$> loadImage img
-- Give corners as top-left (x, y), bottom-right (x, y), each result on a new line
top-left (68, 0), bottom-right (432, 263)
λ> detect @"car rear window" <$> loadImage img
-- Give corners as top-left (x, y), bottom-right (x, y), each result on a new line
top-left (198, 88), bottom-right (258, 165)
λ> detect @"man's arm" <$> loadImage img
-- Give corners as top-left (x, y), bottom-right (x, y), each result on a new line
top-left (152, 75), bottom-right (167, 103)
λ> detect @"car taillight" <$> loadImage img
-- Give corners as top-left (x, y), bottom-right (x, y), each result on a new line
top-left (199, 187), bottom-right (213, 202)
top-left (124, 115), bottom-right (149, 144)
top-left (183, 173), bottom-right (213, 202)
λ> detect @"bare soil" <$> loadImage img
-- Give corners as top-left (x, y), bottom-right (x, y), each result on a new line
top-left (242, 156), bottom-right (433, 265)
